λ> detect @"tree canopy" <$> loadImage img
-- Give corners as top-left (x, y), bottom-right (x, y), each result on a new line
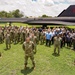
top-left (0, 9), bottom-right (24, 18)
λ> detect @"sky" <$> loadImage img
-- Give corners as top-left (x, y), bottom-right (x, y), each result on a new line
top-left (0, 0), bottom-right (75, 17)
top-left (32, 0), bottom-right (75, 6)
top-left (32, 0), bottom-right (75, 4)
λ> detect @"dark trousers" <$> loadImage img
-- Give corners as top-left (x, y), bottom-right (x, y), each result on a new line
top-left (60, 41), bottom-right (65, 48)
top-left (63, 41), bottom-right (66, 47)
top-left (0, 37), bottom-right (2, 43)
top-left (73, 42), bottom-right (75, 50)
top-left (67, 41), bottom-right (71, 47)
top-left (46, 39), bottom-right (51, 47)
top-left (51, 36), bottom-right (54, 45)
top-left (60, 41), bottom-right (63, 48)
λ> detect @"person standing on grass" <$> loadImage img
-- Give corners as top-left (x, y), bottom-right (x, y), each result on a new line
top-left (66, 33), bottom-right (71, 48)
top-left (5, 30), bottom-right (11, 49)
top-left (30, 33), bottom-right (37, 53)
top-left (54, 34), bottom-right (62, 55)
top-left (22, 37), bottom-right (36, 69)
top-left (45, 29), bottom-right (52, 47)
top-left (40, 30), bottom-right (45, 45)
top-left (71, 32), bottom-right (75, 50)
top-left (0, 28), bottom-right (3, 44)
top-left (72, 37), bottom-right (75, 50)
top-left (14, 29), bottom-right (18, 44)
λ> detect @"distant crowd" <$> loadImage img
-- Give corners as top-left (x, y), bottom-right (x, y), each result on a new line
top-left (0, 25), bottom-right (75, 69)
top-left (0, 25), bottom-right (75, 51)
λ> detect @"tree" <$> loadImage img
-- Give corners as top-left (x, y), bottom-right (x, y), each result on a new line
top-left (0, 9), bottom-right (24, 18)
top-left (12, 9), bottom-right (23, 18)
top-left (42, 14), bottom-right (48, 17)
top-left (6, 11), bottom-right (13, 18)
top-left (0, 11), bottom-right (7, 18)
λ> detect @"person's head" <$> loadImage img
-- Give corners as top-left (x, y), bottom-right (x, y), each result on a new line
top-left (7, 30), bottom-right (9, 34)
top-left (57, 34), bottom-right (60, 38)
top-left (32, 33), bottom-right (34, 37)
top-left (48, 29), bottom-right (50, 33)
top-left (26, 37), bottom-right (30, 43)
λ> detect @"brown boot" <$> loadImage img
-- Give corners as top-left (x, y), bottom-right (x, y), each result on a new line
top-left (32, 63), bottom-right (35, 69)
top-left (24, 63), bottom-right (27, 70)
top-left (24, 65), bottom-right (27, 70)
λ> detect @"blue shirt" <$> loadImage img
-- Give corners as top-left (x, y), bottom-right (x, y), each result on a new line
top-left (46, 32), bottom-right (52, 40)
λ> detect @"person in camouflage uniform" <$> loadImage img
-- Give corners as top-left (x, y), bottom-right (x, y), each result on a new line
top-left (35, 29), bottom-right (40, 44)
top-left (1, 28), bottom-right (4, 43)
top-left (14, 29), bottom-right (18, 44)
top-left (10, 29), bottom-right (14, 43)
top-left (72, 33), bottom-right (75, 50)
top-left (22, 37), bottom-right (36, 69)
top-left (54, 34), bottom-right (62, 55)
top-left (5, 30), bottom-right (11, 49)
top-left (30, 33), bottom-right (37, 53)
top-left (0, 28), bottom-right (3, 43)
top-left (73, 37), bottom-right (75, 50)
top-left (17, 28), bottom-right (20, 43)
top-left (40, 31), bottom-right (45, 45)
top-left (20, 29), bottom-right (25, 44)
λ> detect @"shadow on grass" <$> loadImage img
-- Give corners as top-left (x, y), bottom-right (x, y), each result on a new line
top-left (52, 53), bottom-right (60, 57)
top-left (4, 48), bottom-right (10, 51)
top-left (21, 67), bottom-right (34, 75)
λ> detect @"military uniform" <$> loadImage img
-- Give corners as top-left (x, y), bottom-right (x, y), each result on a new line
top-left (40, 31), bottom-right (45, 45)
top-left (5, 31), bottom-right (11, 49)
top-left (0, 30), bottom-right (3, 43)
top-left (17, 30), bottom-right (20, 43)
top-left (10, 29), bottom-right (14, 43)
top-left (14, 30), bottom-right (18, 44)
top-left (25, 31), bottom-right (30, 39)
top-left (35, 30), bottom-right (40, 44)
top-left (20, 30), bottom-right (25, 44)
top-left (54, 36), bottom-right (62, 55)
top-left (72, 37), bottom-right (75, 50)
top-left (30, 36), bottom-right (37, 52)
top-left (22, 41), bottom-right (36, 68)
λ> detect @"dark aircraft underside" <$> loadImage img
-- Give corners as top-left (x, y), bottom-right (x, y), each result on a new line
top-left (0, 5), bottom-right (75, 26)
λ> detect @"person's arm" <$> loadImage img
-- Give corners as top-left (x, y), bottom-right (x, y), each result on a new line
top-left (49, 33), bottom-right (52, 40)
top-left (50, 34), bottom-right (52, 40)
top-left (32, 42), bottom-right (36, 54)
top-left (45, 33), bottom-right (47, 39)
top-left (35, 36), bottom-right (37, 44)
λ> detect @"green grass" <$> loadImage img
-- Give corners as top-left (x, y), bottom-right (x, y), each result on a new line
top-left (0, 43), bottom-right (75, 75)
top-left (48, 25), bottom-right (75, 29)
top-left (0, 23), bottom-right (7, 26)
top-left (12, 23), bottom-right (29, 27)
top-left (0, 23), bottom-right (75, 28)
top-left (0, 23), bottom-right (29, 27)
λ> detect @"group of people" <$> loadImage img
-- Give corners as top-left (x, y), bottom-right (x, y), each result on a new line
top-left (0, 25), bottom-right (75, 69)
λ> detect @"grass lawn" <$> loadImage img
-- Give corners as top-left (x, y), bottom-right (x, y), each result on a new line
top-left (0, 23), bottom-right (29, 27)
top-left (0, 43), bottom-right (75, 75)
top-left (0, 23), bottom-right (75, 28)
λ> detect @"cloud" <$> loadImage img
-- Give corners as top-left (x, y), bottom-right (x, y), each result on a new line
top-left (48, 0), bottom-right (75, 4)
top-left (53, 0), bottom-right (65, 3)
top-left (44, 0), bottom-right (54, 6)
top-left (0, 0), bottom-right (74, 17)
top-left (67, 0), bottom-right (75, 3)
